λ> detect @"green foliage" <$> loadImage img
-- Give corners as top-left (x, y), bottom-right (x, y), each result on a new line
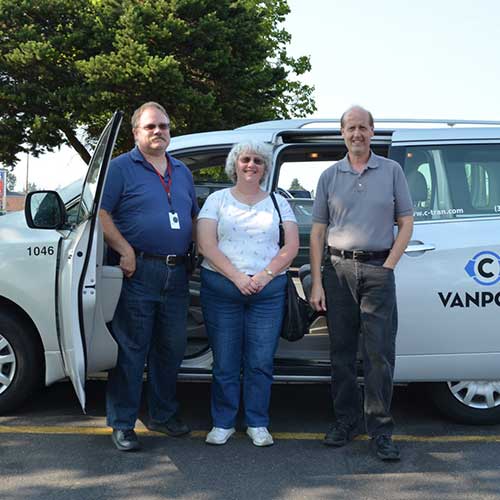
top-left (192, 166), bottom-right (230, 183)
top-left (6, 170), bottom-right (16, 191)
top-left (289, 177), bottom-right (305, 190)
top-left (0, 0), bottom-right (315, 166)
top-left (26, 181), bottom-right (38, 193)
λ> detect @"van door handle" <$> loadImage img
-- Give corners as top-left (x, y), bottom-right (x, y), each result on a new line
top-left (405, 241), bottom-right (436, 254)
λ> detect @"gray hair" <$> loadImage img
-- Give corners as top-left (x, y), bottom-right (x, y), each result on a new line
top-left (225, 141), bottom-right (273, 186)
top-left (340, 105), bottom-right (374, 128)
top-left (131, 101), bottom-right (169, 129)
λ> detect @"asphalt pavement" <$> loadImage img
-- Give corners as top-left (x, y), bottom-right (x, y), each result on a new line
top-left (1, 381), bottom-right (500, 500)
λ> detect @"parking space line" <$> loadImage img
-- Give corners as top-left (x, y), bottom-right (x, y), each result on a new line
top-left (1, 425), bottom-right (500, 442)
top-left (273, 432), bottom-right (500, 442)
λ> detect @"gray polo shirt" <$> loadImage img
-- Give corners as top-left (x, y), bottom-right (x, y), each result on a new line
top-left (312, 152), bottom-right (413, 251)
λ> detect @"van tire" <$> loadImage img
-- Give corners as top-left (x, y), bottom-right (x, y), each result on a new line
top-left (0, 311), bottom-right (42, 414)
top-left (427, 381), bottom-right (500, 425)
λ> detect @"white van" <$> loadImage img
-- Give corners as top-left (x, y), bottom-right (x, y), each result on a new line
top-left (1, 112), bottom-right (500, 424)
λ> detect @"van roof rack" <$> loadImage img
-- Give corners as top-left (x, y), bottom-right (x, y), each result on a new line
top-left (238, 118), bottom-right (500, 130)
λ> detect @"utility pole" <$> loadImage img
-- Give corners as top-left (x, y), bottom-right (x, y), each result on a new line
top-left (25, 152), bottom-right (29, 193)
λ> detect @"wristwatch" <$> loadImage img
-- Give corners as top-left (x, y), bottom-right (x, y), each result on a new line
top-left (264, 267), bottom-right (274, 277)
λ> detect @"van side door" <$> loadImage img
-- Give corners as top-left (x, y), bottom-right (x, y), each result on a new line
top-left (390, 128), bottom-right (500, 381)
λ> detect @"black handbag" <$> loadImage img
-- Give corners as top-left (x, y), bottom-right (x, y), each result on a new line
top-left (186, 241), bottom-right (198, 274)
top-left (270, 193), bottom-right (311, 342)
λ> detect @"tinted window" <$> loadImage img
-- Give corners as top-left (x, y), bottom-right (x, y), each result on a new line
top-left (288, 199), bottom-right (314, 224)
top-left (178, 151), bottom-right (231, 208)
top-left (399, 145), bottom-right (500, 221)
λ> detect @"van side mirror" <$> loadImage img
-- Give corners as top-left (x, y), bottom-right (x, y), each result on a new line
top-left (25, 191), bottom-right (67, 229)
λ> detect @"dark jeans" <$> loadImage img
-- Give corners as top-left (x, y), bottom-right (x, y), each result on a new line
top-left (323, 255), bottom-right (397, 437)
top-left (106, 255), bottom-right (189, 430)
top-left (200, 268), bottom-right (286, 428)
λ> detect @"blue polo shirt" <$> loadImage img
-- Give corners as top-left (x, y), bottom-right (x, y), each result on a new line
top-left (101, 147), bottom-right (199, 255)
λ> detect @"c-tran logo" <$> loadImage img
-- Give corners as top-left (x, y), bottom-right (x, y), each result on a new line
top-left (464, 251), bottom-right (500, 286)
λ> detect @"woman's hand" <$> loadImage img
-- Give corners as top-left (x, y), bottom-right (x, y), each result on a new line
top-left (250, 270), bottom-right (273, 293)
top-left (232, 272), bottom-right (261, 295)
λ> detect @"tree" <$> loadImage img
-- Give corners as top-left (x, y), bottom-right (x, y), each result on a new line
top-left (6, 170), bottom-right (16, 191)
top-left (0, 0), bottom-right (315, 167)
top-left (26, 181), bottom-right (38, 193)
top-left (289, 177), bottom-right (305, 191)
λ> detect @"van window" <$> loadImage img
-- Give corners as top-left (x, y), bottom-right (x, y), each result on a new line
top-left (398, 145), bottom-right (500, 221)
top-left (275, 144), bottom-right (390, 201)
top-left (175, 149), bottom-right (231, 208)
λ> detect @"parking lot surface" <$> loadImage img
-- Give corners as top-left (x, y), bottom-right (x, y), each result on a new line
top-left (1, 381), bottom-right (500, 500)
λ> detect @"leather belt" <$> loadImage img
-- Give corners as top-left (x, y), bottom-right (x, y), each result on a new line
top-left (329, 247), bottom-right (390, 261)
top-left (134, 249), bottom-right (187, 266)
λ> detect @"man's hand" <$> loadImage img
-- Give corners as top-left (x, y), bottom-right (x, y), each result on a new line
top-left (310, 282), bottom-right (327, 312)
top-left (309, 222), bottom-right (327, 312)
top-left (119, 249), bottom-right (136, 278)
top-left (383, 215), bottom-right (414, 270)
top-left (99, 209), bottom-right (136, 278)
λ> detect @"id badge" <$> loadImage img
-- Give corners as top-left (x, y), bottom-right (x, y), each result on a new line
top-left (169, 211), bottom-right (181, 230)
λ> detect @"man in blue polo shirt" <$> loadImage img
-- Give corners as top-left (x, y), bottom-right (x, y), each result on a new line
top-left (100, 101), bottom-right (199, 451)
top-left (310, 105), bottom-right (413, 461)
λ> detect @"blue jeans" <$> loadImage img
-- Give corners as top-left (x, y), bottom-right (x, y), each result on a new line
top-left (106, 255), bottom-right (189, 430)
top-left (323, 256), bottom-right (397, 437)
top-left (200, 268), bottom-right (286, 428)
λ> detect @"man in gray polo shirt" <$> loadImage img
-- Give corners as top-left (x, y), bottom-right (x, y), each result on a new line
top-left (310, 105), bottom-right (413, 461)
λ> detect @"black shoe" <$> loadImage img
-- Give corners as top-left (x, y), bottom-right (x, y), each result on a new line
top-left (146, 415), bottom-right (191, 437)
top-left (371, 435), bottom-right (400, 461)
top-left (324, 420), bottom-right (362, 447)
top-left (111, 429), bottom-right (141, 452)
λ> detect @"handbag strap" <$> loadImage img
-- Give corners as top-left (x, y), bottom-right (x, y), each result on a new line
top-left (270, 192), bottom-right (285, 248)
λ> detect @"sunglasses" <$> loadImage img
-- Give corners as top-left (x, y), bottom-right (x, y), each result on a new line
top-left (239, 155), bottom-right (265, 166)
top-left (141, 123), bottom-right (170, 131)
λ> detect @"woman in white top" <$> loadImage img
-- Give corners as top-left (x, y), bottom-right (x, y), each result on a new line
top-left (197, 141), bottom-right (299, 447)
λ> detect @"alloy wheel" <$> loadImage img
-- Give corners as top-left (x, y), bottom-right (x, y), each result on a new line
top-left (0, 334), bottom-right (17, 395)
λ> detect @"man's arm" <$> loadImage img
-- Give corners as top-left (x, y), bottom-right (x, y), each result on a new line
top-left (309, 222), bottom-right (328, 311)
top-left (99, 208), bottom-right (136, 278)
top-left (383, 215), bottom-right (414, 269)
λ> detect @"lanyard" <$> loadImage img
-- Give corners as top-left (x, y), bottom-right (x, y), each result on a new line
top-left (152, 159), bottom-right (174, 210)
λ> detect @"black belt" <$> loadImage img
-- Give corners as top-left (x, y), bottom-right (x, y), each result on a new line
top-left (329, 247), bottom-right (390, 261)
top-left (135, 249), bottom-right (187, 266)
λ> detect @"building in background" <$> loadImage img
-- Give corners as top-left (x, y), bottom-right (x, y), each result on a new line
top-left (6, 190), bottom-right (25, 212)
top-left (0, 169), bottom-right (5, 214)
top-left (0, 170), bottom-right (26, 214)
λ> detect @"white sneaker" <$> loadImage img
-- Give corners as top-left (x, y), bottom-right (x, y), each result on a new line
top-left (205, 427), bottom-right (236, 445)
top-left (246, 427), bottom-right (274, 447)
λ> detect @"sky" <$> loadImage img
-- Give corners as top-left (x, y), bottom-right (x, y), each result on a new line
top-left (11, 0), bottom-right (500, 191)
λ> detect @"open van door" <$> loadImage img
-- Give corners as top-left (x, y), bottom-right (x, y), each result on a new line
top-left (56, 111), bottom-right (123, 410)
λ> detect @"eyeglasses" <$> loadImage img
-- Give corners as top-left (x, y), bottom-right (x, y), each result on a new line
top-left (141, 123), bottom-right (170, 131)
top-left (239, 155), bottom-right (265, 166)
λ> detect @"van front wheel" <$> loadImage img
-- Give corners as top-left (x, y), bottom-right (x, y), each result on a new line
top-left (0, 311), bottom-right (42, 414)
